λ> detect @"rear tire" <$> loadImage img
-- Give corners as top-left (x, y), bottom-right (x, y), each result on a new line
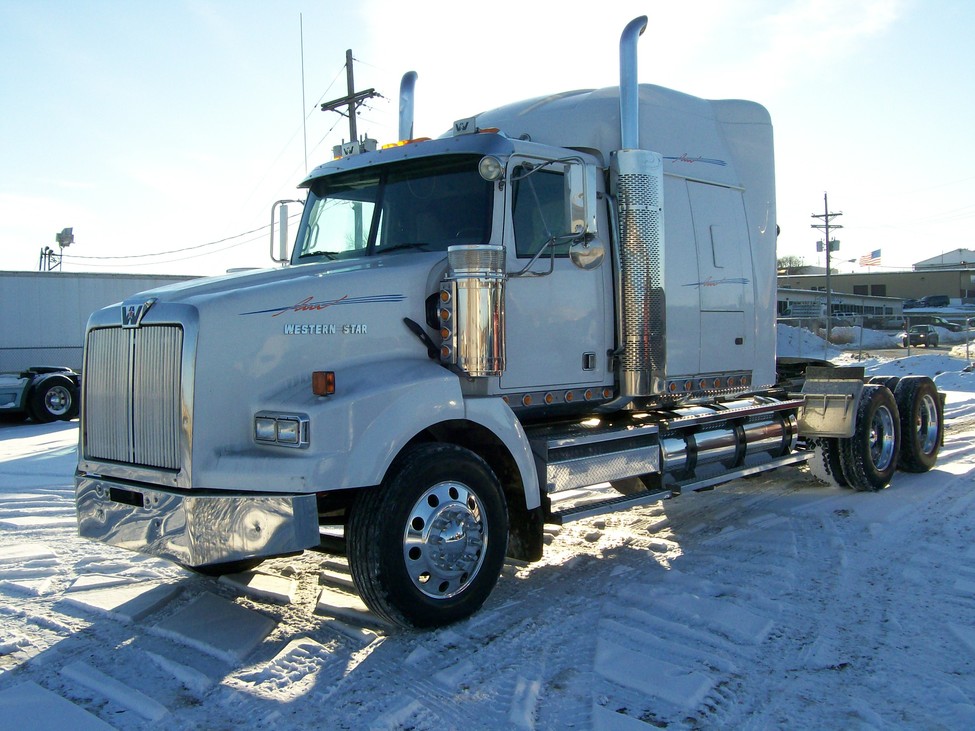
top-left (840, 384), bottom-right (900, 491)
top-left (869, 375), bottom-right (900, 393)
top-left (894, 376), bottom-right (941, 472)
top-left (809, 437), bottom-right (849, 488)
top-left (347, 443), bottom-right (508, 628)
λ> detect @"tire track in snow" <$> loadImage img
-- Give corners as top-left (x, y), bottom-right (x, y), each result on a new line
top-left (583, 472), bottom-right (831, 728)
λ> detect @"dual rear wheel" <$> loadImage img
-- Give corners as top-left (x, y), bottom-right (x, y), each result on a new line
top-left (812, 376), bottom-right (941, 491)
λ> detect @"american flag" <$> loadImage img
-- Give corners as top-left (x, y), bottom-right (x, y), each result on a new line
top-left (859, 249), bottom-right (881, 266)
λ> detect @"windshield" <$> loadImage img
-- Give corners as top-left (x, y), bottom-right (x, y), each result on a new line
top-left (294, 154), bottom-right (494, 262)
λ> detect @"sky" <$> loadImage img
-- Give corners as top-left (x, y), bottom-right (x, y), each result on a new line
top-left (1, 0), bottom-right (973, 276)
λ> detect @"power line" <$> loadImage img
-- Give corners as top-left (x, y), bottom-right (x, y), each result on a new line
top-left (63, 223), bottom-right (270, 260)
top-left (61, 212), bottom-right (302, 262)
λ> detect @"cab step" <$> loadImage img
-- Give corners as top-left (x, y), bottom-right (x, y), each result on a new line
top-left (673, 451), bottom-right (814, 493)
top-left (549, 488), bottom-right (673, 525)
top-left (546, 451), bottom-right (814, 525)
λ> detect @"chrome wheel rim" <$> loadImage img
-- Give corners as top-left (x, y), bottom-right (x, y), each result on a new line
top-left (403, 480), bottom-right (487, 599)
top-left (871, 405), bottom-right (897, 471)
top-left (44, 385), bottom-right (72, 417)
top-left (916, 393), bottom-right (939, 454)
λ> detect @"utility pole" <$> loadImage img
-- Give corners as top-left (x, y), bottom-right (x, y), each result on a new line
top-left (811, 193), bottom-right (843, 344)
top-left (320, 50), bottom-right (381, 155)
top-left (319, 51), bottom-right (381, 249)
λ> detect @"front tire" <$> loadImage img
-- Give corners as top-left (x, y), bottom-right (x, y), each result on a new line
top-left (347, 443), bottom-right (508, 628)
top-left (28, 376), bottom-right (77, 423)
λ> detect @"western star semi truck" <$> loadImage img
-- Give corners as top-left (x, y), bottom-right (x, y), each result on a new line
top-left (75, 17), bottom-right (944, 628)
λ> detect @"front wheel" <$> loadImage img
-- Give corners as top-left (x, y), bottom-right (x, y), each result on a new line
top-left (347, 443), bottom-right (508, 628)
top-left (28, 376), bottom-right (78, 423)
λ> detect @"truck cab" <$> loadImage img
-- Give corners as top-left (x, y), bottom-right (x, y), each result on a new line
top-left (294, 131), bottom-right (614, 409)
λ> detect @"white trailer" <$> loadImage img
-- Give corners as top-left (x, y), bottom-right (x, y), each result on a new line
top-left (0, 271), bottom-right (192, 372)
top-left (74, 17), bottom-right (944, 628)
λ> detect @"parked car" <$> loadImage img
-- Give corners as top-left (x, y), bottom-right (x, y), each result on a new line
top-left (904, 314), bottom-right (963, 332)
top-left (919, 295), bottom-right (950, 307)
top-left (903, 298), bottom-right (920, 309)
top-left (902, 325), bottom-right (939, 348)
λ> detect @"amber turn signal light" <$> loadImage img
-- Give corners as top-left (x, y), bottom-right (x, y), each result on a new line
top-left (312, 371), bottom-right (336, 396)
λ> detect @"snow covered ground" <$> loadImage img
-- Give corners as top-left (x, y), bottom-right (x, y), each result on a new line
top-left (2, 346), bottom-right (975, 729)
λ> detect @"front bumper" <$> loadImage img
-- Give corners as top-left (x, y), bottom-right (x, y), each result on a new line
top-left (75, 476), bottom-right (321, 567)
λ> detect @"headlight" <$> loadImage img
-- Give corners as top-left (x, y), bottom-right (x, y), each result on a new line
top-left (255, 416), bottom-right (277, 442)
top-left (254, 411), bottom-right (310, 449)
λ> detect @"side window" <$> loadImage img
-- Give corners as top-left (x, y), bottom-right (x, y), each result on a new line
top-left (512, 166), bottom-right (570, 258)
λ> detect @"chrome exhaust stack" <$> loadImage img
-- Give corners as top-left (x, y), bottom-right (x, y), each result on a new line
top-left (613, 16), bottom-right (666, 399)
top-left (398, 71), bottom-right (418, 140)
top-left (619, 16), bottom-right (647, 150)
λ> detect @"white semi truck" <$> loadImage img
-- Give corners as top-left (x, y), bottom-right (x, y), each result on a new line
top-left (75, 17), bottom-right (944, 628)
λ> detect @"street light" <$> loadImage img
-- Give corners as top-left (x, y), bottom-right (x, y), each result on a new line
top-left (39, 228), bottom-right (74, 271)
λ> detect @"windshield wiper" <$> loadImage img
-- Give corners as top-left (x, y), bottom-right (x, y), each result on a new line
top-left (375, 242), bottom-right (431, 255)
top-left (299, 251), bottom-right (339, 260)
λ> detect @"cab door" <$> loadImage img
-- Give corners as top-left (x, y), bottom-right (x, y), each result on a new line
top-left (687, 181), bottom-right (755, 374)
top-left (500, 159), bottom-right (612, 392)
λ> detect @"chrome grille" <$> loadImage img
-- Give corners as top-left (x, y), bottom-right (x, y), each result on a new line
top-left (84, 326), bottom-right (183, 470)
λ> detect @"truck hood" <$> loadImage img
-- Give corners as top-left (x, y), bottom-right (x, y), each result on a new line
top-left (113, 253), bottom-right (447, 386)
top-left (123, 254), bottom-right (438, 308)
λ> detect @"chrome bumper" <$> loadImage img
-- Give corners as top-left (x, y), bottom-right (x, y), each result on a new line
top-left (75, 477), bottom-right (320, 567)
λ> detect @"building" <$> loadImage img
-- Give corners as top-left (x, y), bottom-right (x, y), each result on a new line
top-left (777, 287), bottom-right (902, 325)
top-left (778, 268), bottom-right (975, 305)
top-left (914, 249), bottom-right (975, 270)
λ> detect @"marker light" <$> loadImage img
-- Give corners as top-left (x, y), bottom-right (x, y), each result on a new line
top-left (380, 137), bottom-right (432, 150)
top-left (312, 371), bottom-right (336, 397)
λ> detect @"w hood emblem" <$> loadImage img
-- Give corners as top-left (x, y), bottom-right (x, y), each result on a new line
top-left (121, 298), bottom-right (157, 328)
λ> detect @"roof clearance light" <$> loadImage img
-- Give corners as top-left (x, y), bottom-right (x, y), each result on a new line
top-left (479, 156), bottom-right (504, 181)
top-left (381, 137), bottom-right (433, 151)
